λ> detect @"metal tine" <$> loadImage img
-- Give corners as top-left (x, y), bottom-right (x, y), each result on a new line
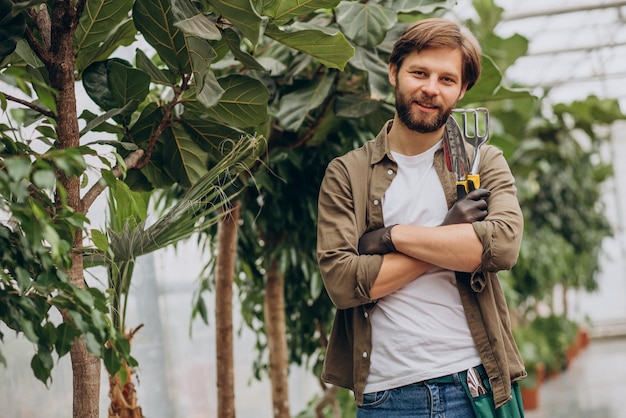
top-left (453, 107), bottom-right (490, 174)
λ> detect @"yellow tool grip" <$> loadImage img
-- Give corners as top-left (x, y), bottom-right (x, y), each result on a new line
top-left (468, 174), bottom-right (480, 190)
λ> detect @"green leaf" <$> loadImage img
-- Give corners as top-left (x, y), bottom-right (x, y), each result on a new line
top-left (103, 346), bottom-right (122, 375)
top-left (83, 58), bottom-right (129, 111)
top-left (186, 36), bottom-right (223, 107)
top-left (79, 18), bottom-right (138, 74)
top-left (79, 101), bottom-right (137, 136)
top-left (31, 350), bottom-right (53, 384)
top-left (108, 60), bottom-right (151, 112)
top-left (265, 25), bottom-right (354, 70)
top-left (221, 28), bottom-right (265, 71)
top-left (0, 0), bottom-right (26, 61)
top-left (74, 0), bottom-right (134, 73)
top-left (382, 0), bottom-right (455, 14)
top-left (336, 2), bottom-right (396, 47)
top-left (135, 48), bottom-right (177, 85)
top-left (91, 229), bottom-right (110, 253)
top-left (32, 169), bottom-right (56, 189)
top-left (133, 0), bottom-right (191, 74)
top-left (264, 0), bottom-right (341, 25)
top-left (172, 0), bottom-right (222, 41)
top-left (180, 118), bottom-right (246, 156)
top-left (4, 157), bottom-right (31, 181)
top-left (162, 122), bottom-right (210, 187)
top-left (188, 74), bottom-right (269, 128)
top-left (335, 94), bottom-right (382, 118)
top-left (276, 74), bottom-right (335, 131)
top-left (207, 0), bottom-right (262, 45)
top-left (349, 46), bottom-right (391, 100)
top-left (54, 323), bottom-right (77, 357)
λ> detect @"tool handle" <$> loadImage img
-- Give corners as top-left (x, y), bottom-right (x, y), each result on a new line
top-left (467, 174), bottom-right (480, 190)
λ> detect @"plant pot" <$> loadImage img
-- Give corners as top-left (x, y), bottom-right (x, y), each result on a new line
top-left (520, 385), bottom-right (540, 410)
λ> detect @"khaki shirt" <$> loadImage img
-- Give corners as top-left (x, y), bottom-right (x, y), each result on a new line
top-left (316, 121), bottom-right (527, 408)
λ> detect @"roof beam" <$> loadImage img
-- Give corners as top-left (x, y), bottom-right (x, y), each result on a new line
top-left (501, 1), bottom-right (626, 21)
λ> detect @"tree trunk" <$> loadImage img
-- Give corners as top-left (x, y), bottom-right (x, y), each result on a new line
top-left (215, 202), bottom-right (240, 418)
top-left (264, 261), bottom-right (290, 418)
top-left (47, 3), bottom-right (101, 417)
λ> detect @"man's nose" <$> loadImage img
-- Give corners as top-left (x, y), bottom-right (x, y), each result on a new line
top-left (421, 76), bottom-right (440, 96)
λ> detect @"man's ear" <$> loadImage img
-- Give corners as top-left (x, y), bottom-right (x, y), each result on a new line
top-left (388, 63), bottom-right (398, 87)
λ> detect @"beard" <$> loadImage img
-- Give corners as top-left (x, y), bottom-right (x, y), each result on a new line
top-left (395, 89), bottom-right (455, 133)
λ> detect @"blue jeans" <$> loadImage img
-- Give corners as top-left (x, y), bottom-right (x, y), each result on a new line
top-left (357, 376), bottom-right (476, 418)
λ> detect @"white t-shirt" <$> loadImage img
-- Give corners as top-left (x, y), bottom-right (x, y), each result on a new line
top-left (364, 140), bottom-right (481, 393)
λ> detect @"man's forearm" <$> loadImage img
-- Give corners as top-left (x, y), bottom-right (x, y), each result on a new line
top-left (369, 252), bottom-right (432, 299)
top-left (392, 223), bottom-right (482, 272)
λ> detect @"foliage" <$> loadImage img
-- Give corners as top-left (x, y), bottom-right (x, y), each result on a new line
top-left (0, 132), bottom-right (132, 383)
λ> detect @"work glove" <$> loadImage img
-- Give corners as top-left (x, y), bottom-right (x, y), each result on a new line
top-left (358, 225), bottom-right (396, 255)
top-left (441, 188), bottom-right (490, 226)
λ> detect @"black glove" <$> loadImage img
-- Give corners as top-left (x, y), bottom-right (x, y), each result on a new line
top-left (358, 225), bottom-right (396, 255)
top-left (441, 188), bottom-right (490, 226)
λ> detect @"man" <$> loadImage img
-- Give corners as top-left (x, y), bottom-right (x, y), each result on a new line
top-left (316, 18), bottom-right (526, 417)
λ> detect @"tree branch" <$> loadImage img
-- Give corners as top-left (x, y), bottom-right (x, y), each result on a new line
top-left (136, 74), bottom-right (191, 169)
top-left (81, 149), bottom-right (145, 213)
top-left (24, 26), bottom-right (52, 65)
top-left (3, 93), bottom-right (56, 119)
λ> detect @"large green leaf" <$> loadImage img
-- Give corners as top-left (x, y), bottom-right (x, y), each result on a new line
top-left (382, 0), bottom-right (455, 14)
top-left (276, 74), bottom-right (335, 131)
top-left (349, 46), bottom-right (391, 100)
top-left (163, 122), bottom-right (210, 186)
top-left (172, 0), bottom-right (222, 41)
top-left (82, 59), bottom-right (150, 125)
top-left (180, 118), bottom-right (247, 157)
top-left (263, 0), bottom-right (341, 25)
top-left (207, 0), bottom-right (262, 45)
top-left (108, 61), bottom-right (151, 112)
top-left (221, 28), bottom-right (265, 71)
top-left (187, 74), bottom-right (269, 128)
top-left (74, 0), bottom-right (134, 73)
top-left (186, 36), bottom-right (223, 107)
top-left (264, 25), bottom-right (354, 70)
top-left (336, 2), bottom-right (396, 47)
top-left (0, 0), bottom-right (25, 61)
top-left (76, 18), bottom-right (137, 75)
top-left (135, 48), bottom-right (177, 86)
top-left (133, 0), bottom-right (190, 74)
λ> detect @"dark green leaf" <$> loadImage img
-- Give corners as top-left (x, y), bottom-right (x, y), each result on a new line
top-left (265, 25), bottom-right (354, 70)
top-left (31, 350), bottom-right (53, 384)
top-left (108, 60), bottom-right (151, 112)
top-left (163, 122), bottom-right (209, 186)
top-left (336, 2), bottom-right (396, 47)
top-left (74, 0), bottom-right (134, 73)
top-left (133, 0), bottom-right (191, 74)
top-left (264, 0), bottom-right (340, 25)
top-left (276, 75), bottom-right (335, 131)
top-left (189, 74), bottom-right (269, 128)
top-left (221, 28), bottom-right (265, 71)
top-left (135, 48), bottom-right (177, 85)
top-left (54, 323), bottom-right (77, 357)
top-left (207, 0), bottom-right (262, 44)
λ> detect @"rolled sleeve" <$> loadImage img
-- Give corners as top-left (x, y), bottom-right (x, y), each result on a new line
top-left (317, 158), bottom-right (383, 309)
top-left (472, 145), bottom-right (524, 275)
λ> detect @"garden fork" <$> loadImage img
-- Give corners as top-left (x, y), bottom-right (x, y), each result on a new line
top-left (453, 107), bottom-right (490, 189)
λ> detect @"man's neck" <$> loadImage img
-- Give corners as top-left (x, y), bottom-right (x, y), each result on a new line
top-left (387, 115), bottom-right (444, 156)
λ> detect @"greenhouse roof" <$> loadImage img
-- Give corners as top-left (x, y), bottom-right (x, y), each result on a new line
top-left (452, 0), bottom-right (626, 110)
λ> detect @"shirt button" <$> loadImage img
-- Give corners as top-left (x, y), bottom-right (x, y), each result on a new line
top-left (362, 352), bottom-right (368, 358)
top-left (387, 169), bottom-right (394, 175)
top-left (373, 199), bottom-right (379, 206)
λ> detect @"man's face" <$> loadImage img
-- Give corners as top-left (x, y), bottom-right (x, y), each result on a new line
top-left (389, 47), bottom-right (467, 133)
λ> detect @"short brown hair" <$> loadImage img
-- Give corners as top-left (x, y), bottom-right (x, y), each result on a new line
top-left (389, 18), bottom-right (482, 90)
